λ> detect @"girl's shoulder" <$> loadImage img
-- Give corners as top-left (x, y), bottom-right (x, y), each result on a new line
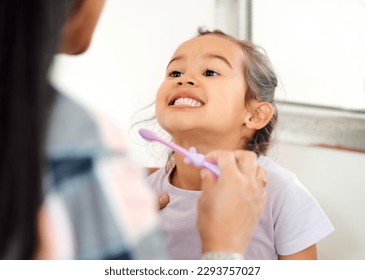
top-left (145, 167), bottom-right (169, 193)
top-left (258, 156), bottom-right (298, 182)
top-left (258, 155), bottom-right (308, 198)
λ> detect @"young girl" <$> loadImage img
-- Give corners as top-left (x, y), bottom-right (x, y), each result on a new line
top-left (146, 29), bottom-right (334, 260)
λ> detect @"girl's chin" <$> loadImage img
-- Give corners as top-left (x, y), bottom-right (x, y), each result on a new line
top-left (163, 125), bottom-right (202, 133)
top-left (160, 122), bottom-right (201, 133)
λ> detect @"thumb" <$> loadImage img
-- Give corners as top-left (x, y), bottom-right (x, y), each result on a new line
top-left (200, 169), bottom-right (217, 191)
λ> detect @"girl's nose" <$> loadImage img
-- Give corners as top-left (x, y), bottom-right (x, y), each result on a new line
top-left (177, 81), bottom-right (195, 86)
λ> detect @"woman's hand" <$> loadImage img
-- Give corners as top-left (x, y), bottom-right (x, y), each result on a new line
top-left (146, 167), bottom-right (169, 210)
top-left (197, 150), bottom-right (267, 255)
top-left (158, 194), bottom-right (170, 210)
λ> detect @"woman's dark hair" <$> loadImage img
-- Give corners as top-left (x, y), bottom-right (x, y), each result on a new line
top-left (198, 28), bottom-right (278, 156)
top-left (0, 0), bottom-right (72, 259)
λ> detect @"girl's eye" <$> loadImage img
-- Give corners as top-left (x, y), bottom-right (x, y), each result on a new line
top-left (203, 69), bottom-right (219, 77)
top-left (169, 71), bottom-right (182, 77)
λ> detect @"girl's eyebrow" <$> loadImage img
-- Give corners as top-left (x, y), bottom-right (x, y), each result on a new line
top-left (205, 54), bottom-right (232, 69)
top-left (166, 53), bottom-right (232, 69)
top-left (167, 55), bottom-right (184, 69)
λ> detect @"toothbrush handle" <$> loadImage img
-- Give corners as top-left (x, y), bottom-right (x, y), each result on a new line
top-left (202, 161), bottom-right (221, 177)
top-left (156, 138), bottom-right (220, 177)
top-left (156, 139), bottom-right (191, 158)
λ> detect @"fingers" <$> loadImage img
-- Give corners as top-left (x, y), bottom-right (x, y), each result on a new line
top-left (200, 169), bottom-right (218, 191)
top-left (256, 165), bottom-right (267, 188)
top-left (204, 150), bottom-right (242, 181)
top-left (158, 194), bottom-right (170, 210)
top-left (235, 150), bottom-right (266, 189)
top-left (234, 150), bottom-right (258, 177)
top-left (205, 150), bottom-right (258, 179)
top-left (204, 150), bottom-right (266, 192)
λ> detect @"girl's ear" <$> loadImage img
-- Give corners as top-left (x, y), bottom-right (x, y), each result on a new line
top-left (245, 101), bottom-right (273, 129)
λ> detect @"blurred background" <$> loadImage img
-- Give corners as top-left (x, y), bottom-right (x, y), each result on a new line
top-left (50, 0), bottom-right (365, 259)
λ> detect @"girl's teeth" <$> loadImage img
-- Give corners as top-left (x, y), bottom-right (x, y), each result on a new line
top-left (173, 97), bottom-right (202, 107)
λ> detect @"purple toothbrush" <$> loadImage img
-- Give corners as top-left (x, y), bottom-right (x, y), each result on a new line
top-left (139, 128), bottom-right (220, 177)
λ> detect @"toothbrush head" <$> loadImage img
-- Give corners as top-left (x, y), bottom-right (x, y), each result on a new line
top-left (138, 128), bottom-right (158, 142)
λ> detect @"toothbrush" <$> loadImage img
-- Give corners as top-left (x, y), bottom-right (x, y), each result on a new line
top-left (139, 128), bottom-right (220, 177)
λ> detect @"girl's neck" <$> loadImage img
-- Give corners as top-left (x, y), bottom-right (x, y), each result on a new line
top-left (170, 155), bottom-right (203, 191)
top-left (168, 136), bottom-right (246, 191)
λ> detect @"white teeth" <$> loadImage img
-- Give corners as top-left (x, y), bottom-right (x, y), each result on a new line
top-left (173, 97), bottom-right (203, 107)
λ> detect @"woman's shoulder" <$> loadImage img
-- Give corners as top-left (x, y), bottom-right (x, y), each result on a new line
top-left (47, 93), bottom-right (129, 158)
top-left (47, 94), bottom-right (102, 155)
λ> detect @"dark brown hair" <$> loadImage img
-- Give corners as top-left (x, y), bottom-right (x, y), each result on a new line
top-left (197, 28), bottom-right (278, 156)
top-left (0, 0), bottom-right (72, 259)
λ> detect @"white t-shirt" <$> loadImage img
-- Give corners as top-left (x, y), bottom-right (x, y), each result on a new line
top-left (146, 156), bottom-right (334, 260)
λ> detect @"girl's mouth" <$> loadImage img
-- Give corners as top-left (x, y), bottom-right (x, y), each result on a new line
top-left (169, 97), bottom-right (203, 107)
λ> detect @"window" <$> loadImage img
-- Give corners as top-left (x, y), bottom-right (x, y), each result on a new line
top-left (252, 0), bottom-right (365, 110)
top-left (215, 0), bottom-right (365, 151)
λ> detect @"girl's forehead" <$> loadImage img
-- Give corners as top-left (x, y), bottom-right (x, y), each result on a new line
top-left (172, 35), bottom-right (245, 62)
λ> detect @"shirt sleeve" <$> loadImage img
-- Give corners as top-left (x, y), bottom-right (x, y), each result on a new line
top-left (273, 176), bottom-right (334, 256)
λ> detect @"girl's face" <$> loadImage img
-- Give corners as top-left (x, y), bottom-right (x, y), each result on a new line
top-left (156, 34), bottom-right (250, 145)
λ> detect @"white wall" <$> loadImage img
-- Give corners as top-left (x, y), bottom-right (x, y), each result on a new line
top-left (51, 0), bottom-right (365, 259)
